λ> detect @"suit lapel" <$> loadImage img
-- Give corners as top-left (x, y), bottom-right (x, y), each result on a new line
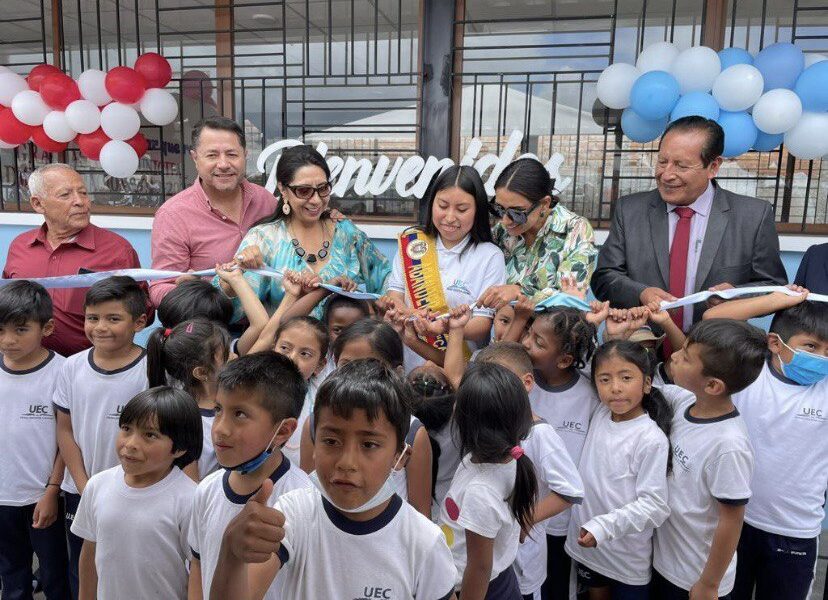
top-left (694, 185), bottom-right (730, 291)
top-left (648, 193), bottom-right (670, 287)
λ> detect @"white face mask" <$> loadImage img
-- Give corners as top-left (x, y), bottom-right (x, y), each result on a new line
top-left (310, 443), bottom-right (410, 514)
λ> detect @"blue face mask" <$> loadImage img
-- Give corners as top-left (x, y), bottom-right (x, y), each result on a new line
top-left (222, 420), bottom-right (285, 475)
top-left (780, 341), bottom-right (828, 386)
top-left (530, 291), bottom-right (592, 313)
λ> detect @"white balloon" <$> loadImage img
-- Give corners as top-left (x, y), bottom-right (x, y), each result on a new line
top-left (751, 89), bottom-right (802, 134)
top-left (99, 140), bottom-right (139, 178)
top-left (11, 90), bottom-right (51, 126)
top-left (783, 112), bottom-right (828, 160)
top-left (804, 53), bottom-right (827, 68)
top-left (42, 111), bottom-right (77, 143)
top-left (596, 63), bottom-right (640, 110)
top-left (65, 99), bottom-right (101, 134)
top-left (0, 72), bottom-right (30, 106)
top-left (139, 88), bottom-right (178, 126)
top-left (0, 66), bottom-right (11, 74)
top-left (0, 140), bottom-right (18, 149)
top-left (712, 64), bottom-right (764, 112)
top-left (636, 41), bottom-right (680, 73)
top-left (77, 69), bottom-right (112, 106)
top-left (671, 46), bottom-right (721, 93)
top-left (100, 103), bottom-right (141, 140)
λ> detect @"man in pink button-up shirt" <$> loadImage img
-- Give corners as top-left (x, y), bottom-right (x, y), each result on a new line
top-left (149, 116), bottom-right (277, 306)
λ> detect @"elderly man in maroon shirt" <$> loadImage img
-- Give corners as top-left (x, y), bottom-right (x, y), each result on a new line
top-left (148, 116), bottom-right (277, 306)
top-left (3, 164), bottom-right (146, 356)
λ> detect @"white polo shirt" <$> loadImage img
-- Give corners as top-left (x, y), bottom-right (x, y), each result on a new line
top-left (52, 348), bottom-right (148, 495)
top-left (733, 360), bottom-right (828, 538)
top-left (0, 351), bottom-right (65, 506)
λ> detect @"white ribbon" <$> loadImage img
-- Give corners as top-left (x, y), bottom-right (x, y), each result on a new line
top-left (658, 285), bottom-right (828, 310)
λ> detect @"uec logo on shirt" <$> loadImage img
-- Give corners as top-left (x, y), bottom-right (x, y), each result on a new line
top-left (21, 404), bottom-right (51, 419)
top-left (357, 588), bottom-right (393, 599)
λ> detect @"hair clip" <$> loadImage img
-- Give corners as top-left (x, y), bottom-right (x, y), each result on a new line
top-left (510, 446), bottom-right (524, 460)
top-left (185, 323), bottom-right (194, 333)
top-left (163, 328), bottom-right (172, 338)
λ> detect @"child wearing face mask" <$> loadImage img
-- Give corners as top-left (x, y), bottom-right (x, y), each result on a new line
top-left (211, 359), bottom-right (457, 600)
top-left (187, 352), bottom-right (311, 600)
top-left (703, 288), bottom-right (828, 600)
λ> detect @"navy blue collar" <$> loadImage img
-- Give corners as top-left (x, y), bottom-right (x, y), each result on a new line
top-left (534, 369), bottom-right (580, 393)
top-left (321, 493), bottom-right (403, 535)
top-left (199, 407), bottom-right (216, 418)
top-left (222, 455), bottom-right (292, 504)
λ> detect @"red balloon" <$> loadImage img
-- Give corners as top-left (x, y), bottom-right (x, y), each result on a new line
top-left (126, 132), bottom-right (149, 157)
top-left (40, 73), bottom-right (81, 110)
top-left (27, 64), bottom-right (63, 92)
top-left (76, 128), bottom-right (110, 160)
top-left (105, 67), bottom-right (146, 104)
top-left (134, 53), bottom-right (172, 89)
top-left (31, 125), bottom-right (68, 153)
top-left (0, 107), bottom-right (34, 145)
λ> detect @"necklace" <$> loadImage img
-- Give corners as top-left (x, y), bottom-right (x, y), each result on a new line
top-left (289, 223), bottom-right (331, 264)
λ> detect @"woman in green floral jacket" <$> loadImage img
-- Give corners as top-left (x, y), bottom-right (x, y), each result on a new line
top-left (478, 157), bottom-right (598, 309)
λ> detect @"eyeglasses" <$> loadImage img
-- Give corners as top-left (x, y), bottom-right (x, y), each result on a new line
top-left (286, 182), bottom-right (332, 200)
top-left (488, 201), bottom-right (539, 226)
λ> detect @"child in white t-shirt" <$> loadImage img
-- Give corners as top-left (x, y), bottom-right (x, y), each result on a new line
top-left (146, 317), bottom-right (231, 481)
top-left (439, 361), bottom-right (541, 599)
top-left (0, 281), bottom-right (70, 599)
top-left (211, 358), bottom-right (457, 600)
top-left (565, 340), bottom-right (671, 597)
top-left (71, 386), bottom-right (202, 600)
top-left (188, 351), bottom-right (311, 600)
top-left (53, 276), bottom-right (149, 595)
top-left (704, 288), bottom-right (828, 600)
top-left (652, 319), bottom-right (767, 600)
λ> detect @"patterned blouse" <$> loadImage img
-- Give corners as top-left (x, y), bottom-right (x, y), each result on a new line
top-left (492, 203), bottom-right (598, 302)
top-left (219, 218), bottom-right (391, 321)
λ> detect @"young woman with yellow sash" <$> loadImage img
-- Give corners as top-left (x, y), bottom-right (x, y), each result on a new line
top-left (386, 165), bottom-right (506, 370)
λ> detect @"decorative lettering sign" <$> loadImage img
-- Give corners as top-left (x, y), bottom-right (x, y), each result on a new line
top-left (256, 130), bottom-right (572, 199)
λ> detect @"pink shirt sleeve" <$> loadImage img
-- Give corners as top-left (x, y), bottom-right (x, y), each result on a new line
top-left (149, 206), bottom-right (191, 307)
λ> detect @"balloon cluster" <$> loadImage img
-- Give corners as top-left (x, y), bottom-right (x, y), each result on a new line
top-left (0, 53), bottom-right (178, 178)
top-left (596, 42), bottom-right (828, 160)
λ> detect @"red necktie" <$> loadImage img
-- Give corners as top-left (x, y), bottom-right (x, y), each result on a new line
top-left (668, 206), bottom-right (695, 335)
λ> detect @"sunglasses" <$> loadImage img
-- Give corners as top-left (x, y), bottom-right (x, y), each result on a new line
top-left (488, 201), bottom-right (540, 226)
top-left (286, 182), bottom-right (332, 200)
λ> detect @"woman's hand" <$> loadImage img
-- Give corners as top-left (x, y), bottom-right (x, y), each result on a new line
top-left (559, 273), bottom-right (587, 300)
top-left (513, 295), bottom-right (535, 320)
top-left (478, 284), bottom-right (523, 310)
top-left (234, 245), bottom-right (265, 269)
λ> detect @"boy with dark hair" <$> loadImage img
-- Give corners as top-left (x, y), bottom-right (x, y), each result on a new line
top-left (705, 290), bottom-right (828, 600)
top-left (54, 275), bottom-right (149, 597)
top-left (0, 280), bottom-right (70, 599)
top-left (188, 352), bottom-right (311, 600)
top-left (653, 319), bottom-right (768, 600)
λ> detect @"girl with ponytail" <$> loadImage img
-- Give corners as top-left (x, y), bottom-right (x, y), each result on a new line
top-left (564, 340), bottom-right (672, 598)
top-left (146, 317), bottom-right (231, 480)
top-left (439, 361), bottom-right (537, 599)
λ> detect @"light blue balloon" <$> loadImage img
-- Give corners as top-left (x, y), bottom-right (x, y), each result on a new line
top-left (629, 70), bottom-right (681, 120)
top-left (718, 47), bottom-right (754, 70)
top-left (753, 42), bottom-right (804, 91)
top-left (670, 92), bottom-right (721, 121)
top-left (621, 108), bottom-right (669, 143)
top-left (752, 131), bottom-right (784, 152)
top-left (794, 61), bottom-right (828, 112)
top-left (717, 111), bottom-right (759, 157)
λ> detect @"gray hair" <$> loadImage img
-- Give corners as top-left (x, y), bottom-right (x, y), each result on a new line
top-left (27, 163), bottom-right (76, 198)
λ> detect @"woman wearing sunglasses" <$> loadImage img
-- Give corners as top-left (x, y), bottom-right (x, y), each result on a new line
top-left (216, 144), bottom-right (391, 320)
top-left (478, 157), bottom-right (598, 311)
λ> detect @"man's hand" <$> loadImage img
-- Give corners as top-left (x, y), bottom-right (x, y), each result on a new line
top-left (222, 480), bottom-right (284, 564)
top-left (640, 287), bottom-right (677, 306)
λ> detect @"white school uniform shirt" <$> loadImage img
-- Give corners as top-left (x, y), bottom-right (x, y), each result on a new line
top-left (188, 456), bottom-right (310, 599)
top-left (515, 420), bottom-right (585, 595)
top-left (198, 408), bottom-right (219, 480)
top-left (0, 352), bottom-right (65, 506)
top-left (430, 423), bottom-right (463, 521)
top-left (388, 234), bottom-right (506, 371)
top-left (732, 360), bottom-right (828, 539)
top-left (653, 385), bottom-right (753, 596)
top-left (529, 372), bottom-right (600, 535)
top-left (564, 405), bottom-right (670, 586)
top-left (273, 487), bottom-right (457, 599)
top-left (70, 465), bottom-right (195, 600)
top-left (283, 379), bottom-right (319, 467)
top-left (52, 348), bottom-right (148, 495)
top-left (439, 454), bottom-right (520, 587)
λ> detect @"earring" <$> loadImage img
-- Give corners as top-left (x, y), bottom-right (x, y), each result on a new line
top-left (282, 202), bottom-right (291, 216)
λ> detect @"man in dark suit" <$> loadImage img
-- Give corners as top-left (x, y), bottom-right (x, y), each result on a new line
top-left (591, 116), bottom-right (787, 330)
